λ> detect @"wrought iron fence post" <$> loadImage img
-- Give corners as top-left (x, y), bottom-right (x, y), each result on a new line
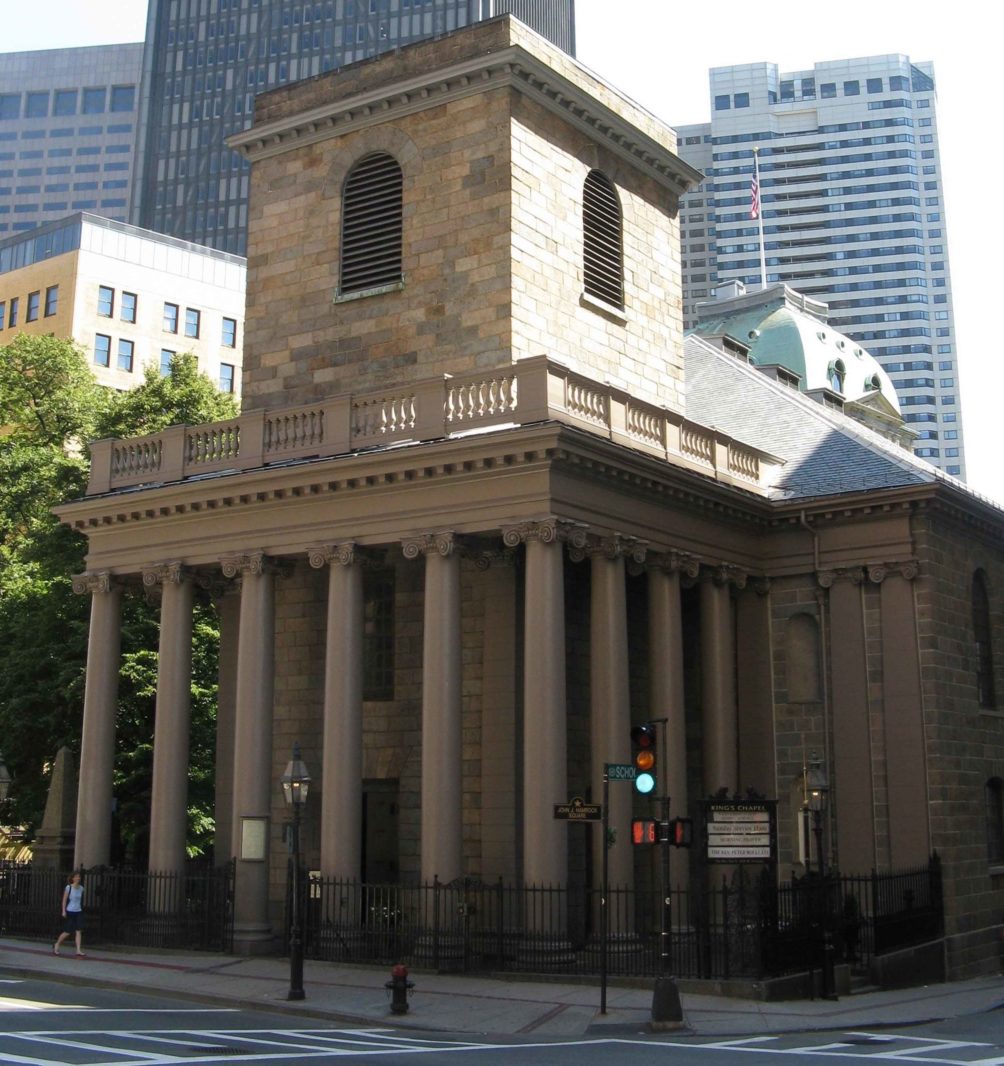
top-left (432, 875), bottom-right (440, 972)
top-left (721, 878), bottom-right (730, 981)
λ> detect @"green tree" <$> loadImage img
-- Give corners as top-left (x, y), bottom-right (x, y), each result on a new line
top-left (0, 339), bottom-right (236, 859)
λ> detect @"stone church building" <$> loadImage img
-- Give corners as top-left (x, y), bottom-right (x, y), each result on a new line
top-left (56, 18), bottom-right (1004, 977)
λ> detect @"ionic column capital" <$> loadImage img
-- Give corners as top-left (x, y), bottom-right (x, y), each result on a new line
top-left (703, 562), bottom-right (748, 590)
top-left (501, 518), bottom-right (588, 551)
top-left (867, 560), bottom-right (920, 584)
top-left (648, 549), bottom-right (701, 580)
top-left (569, 532), bottom-right (648, 566)
top-left (220, 550), bottom-right (288, 579)
top-left (308, 542), bottom-right (379, 569)
top-left (142, 561), bottom-right (193, 589)
top-left (402, 531), bottom-right (457, 559)
top-left (817, 566), bottom-right (865, 589)
top-left (71, 571), bottom-right (122, 596)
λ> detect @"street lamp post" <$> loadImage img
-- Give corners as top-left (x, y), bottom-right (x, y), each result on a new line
top-left (281, 743), bottom-right (311, 1002)
top-left (806, 752), bottom-right (837, 999)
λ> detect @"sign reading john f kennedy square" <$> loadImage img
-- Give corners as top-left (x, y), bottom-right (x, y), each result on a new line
top-left (705, 800), bottom-right (775, 863)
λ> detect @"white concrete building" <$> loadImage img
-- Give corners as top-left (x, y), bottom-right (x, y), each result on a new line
top-left (675, 55), bottom-right (964, 479)
top-left (0, 213), bottom-right (245, 395)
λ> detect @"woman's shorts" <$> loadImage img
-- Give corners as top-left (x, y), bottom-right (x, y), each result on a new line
top-left (62, 911), bottom-right (83, 933)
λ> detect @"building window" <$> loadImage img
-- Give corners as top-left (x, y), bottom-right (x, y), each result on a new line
top-left (843, 80), bottom-right (860, 96)
top-left (222, 316), bottom-right (237, 347)
top-left (117, 338), bottom-right (134, 372)
top-left (0, 301), bottom-right (5, 329)
top-left (25, 291), bottom-right (40, 322)
top-left (82, 87), bottom-right (106, 114)
top-left (121, 291), bottom-right (137, 323)
top-left (26, 92), bottom-right (49, 118)
top-left (97, 285), bottom-right (114, 317)
top-left (184, 307), bottom-right (201, 338)
top-left (340, 151), bottom-right (403, 294)
top-left (160, 349), bottom-right (175, 376)
top-left (734, 92), bottom-right (750, 108)
top-left (867, 77), bottom-right (883, 93)
top-left (363, 568), bottom-right (395, 700)
top-left (714, 94), bottom-right (730, 110)
top-left (974, 570), bottom-right (996, 709)
top-left (53, 90), bottom-right (76, 116)
top-left (582, 169), bottom-right (624, 310)
top-left (44, 284), bottom-right (58, 317)
top-left (8, 296), bottom-right (18, 328)
top-left (219, 362), bottom-right (235, 393)
top-left (110, 85), bottom-right (135, 112)
top-left (94, 333), bottom-right (111, 367)
top-left (987, 778), bottom-right (1004, 865)
top-left (820, 82), bottom-right (836, 99)
top-left (163, 302), bottom-right (179, 333)
top-left (0, 93), bottom-right (21, 119)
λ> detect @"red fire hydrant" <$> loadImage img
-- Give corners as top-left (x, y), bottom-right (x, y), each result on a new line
top-left (385, 963), bottom-right (414, 1014)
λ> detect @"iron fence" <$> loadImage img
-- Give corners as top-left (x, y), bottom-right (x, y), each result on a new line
top-left (0, 860), bottom-right (234, 953)
top-left (296, 857), bottom-right (943, 980)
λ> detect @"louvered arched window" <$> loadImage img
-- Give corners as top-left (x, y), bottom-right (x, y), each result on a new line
top-left (973, 570), bottom-right (996, 709)
top-left (582, 169), bottom-right (623, 309)
top-left (340, 152), bottom-right (403, 295)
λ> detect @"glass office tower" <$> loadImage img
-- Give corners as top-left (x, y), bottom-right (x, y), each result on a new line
top-left (676, 55), bottom-right (966, 479)
top-left (132, 0), bottom-right (575, 255)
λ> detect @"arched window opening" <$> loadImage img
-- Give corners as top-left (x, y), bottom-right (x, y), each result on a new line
top-left (340, 151), bottom-right (403, 295)
top-left (987, 777), bottom-right (1004, 864)
top-left (582, 169), bottom-right (624, 309)
top-left (973, 569), bottom-right (996, 709)
top-left (828, 359), bottom-right (846, 394)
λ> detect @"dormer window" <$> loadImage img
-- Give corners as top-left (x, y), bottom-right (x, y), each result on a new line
top-left (828, 359), bottom-right (845, 394)
top-left (340, 151), bottom-right (403, 295)
top-left (582, 169), bottom-right (623, 310)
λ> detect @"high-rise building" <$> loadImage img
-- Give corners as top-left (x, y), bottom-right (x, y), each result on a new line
top-left (675, 55), bottom-right (965, 479)
top-left (132, 0), bottom-right (576, 255)
top-left (0, 44), bottom-right (143, 239)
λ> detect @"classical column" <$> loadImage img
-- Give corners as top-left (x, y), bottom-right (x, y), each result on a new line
top-left (503, 519), bottom-right (579, 889)
top-left (144, 563), bottom-right (195, 890)
top-left (818, 567), bottom-right (874, 873)
top-left (309, 544), bottom-right (365, 883)
top-left (404, 533), bottom-right (462, 886)
top-left (586, 535), bottom-right (643, 892)
top-left (700, 565), bottom-right (742, 796)
top-left (736, 577), bottom-right (775, 798)
top-left (213, 583), bottom-right (240, 865)
top-left (72, 572), bottom-right (123, 870)
top-left (223, 551), bottom-right (276, 950)
top-left (872, 562), bottom-right (929, 868)
top-left (649, 552), bottom-right (697, 887)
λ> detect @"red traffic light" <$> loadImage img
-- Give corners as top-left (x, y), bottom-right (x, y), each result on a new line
top-left (631, 818), bottom-right (657, 846)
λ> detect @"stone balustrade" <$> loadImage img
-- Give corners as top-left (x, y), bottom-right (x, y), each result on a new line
top-left (85, 355), bottom-right (779, 496)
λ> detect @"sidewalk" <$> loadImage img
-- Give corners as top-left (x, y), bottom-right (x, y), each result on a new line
top-left (1, 936), bottom-right (1002, 1038)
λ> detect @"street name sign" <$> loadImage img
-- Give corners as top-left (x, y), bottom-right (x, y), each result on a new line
top-left (553, 797), bottom-right (602, 821)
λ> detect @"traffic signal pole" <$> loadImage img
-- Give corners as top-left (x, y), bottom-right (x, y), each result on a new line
top-left (600, 764), bottom-right (610, 1014)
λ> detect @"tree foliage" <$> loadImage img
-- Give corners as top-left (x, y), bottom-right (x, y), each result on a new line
top-left (0, 338), bottom-right (236, 860)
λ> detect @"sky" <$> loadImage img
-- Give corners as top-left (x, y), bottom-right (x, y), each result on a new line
top-left (4, 0), bottom-right (1001, 505)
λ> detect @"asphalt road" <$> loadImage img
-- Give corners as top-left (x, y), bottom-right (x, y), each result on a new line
top-left (3, 975), bottom-right (1004, 1065)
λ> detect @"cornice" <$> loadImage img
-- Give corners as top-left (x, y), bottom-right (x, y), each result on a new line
top-left (226, 45), bottom-right (701, 196)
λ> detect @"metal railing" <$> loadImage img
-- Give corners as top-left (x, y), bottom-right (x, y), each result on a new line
top-left (0, 861), bottom-right (234, 953)
top-left (295, 858), bottom-right (943, 980)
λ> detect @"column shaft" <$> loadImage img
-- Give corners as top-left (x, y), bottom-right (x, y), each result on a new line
top-left (649, 566), bottom-right (688, 886)
top-left (213, 589), bottom-right (240, 864)
top-left (148, 572), bottom-right (194, 880)
top-left (231, 560), bottom-right (276, 945)
top-left (591, 552), bottom-right (632, 890)
top-left (421, 548), bottom-right (462, 885)
top-left (700, 576), bottom-right (738, 795)
top-left (320, 556), bottom-right (364, 881)
top-left (523, 536), bottom-right (567, 887)
top-left (74, 580), bottom-right (122, 869)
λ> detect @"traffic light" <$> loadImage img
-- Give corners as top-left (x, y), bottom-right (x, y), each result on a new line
top-left (662, 817), bottom-right (693, 847)
top-left (631, 818), bottom-right (657, 846)
top-left (630, 723), bottom-right (657, 795)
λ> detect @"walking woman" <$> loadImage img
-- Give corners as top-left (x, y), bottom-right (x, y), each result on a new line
top-left (53, 871), bottom-right (85, 956)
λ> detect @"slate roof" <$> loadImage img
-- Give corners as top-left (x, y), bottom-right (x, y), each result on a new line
top-left (684, 333), bottom-right (974, 503)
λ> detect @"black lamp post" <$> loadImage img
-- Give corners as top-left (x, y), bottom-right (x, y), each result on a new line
top-left (281, 743), bottom-right (311, 1001)
top-left (806, 752), bottom-right (837, 999)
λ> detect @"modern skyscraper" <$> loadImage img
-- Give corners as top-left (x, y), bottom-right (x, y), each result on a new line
top-left (675, 55), bottom-right (965, 479)
top-left (0, 44), bottom-right (143, 239)
top-left (132, 0), bottom-right (576, 256)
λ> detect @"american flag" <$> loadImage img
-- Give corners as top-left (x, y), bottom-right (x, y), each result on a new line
top-left (750, 173), bottom-right (760, 220)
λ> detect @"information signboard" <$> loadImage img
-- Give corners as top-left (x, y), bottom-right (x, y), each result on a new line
top-left (705, 800), bottom-right (774, 862)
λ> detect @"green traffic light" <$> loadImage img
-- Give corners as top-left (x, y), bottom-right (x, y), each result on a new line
top-left (635, 771), bottom-right (656, 795)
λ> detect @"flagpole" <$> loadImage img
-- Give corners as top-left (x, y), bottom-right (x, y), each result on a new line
top-left (752, 146), bottom-right (767, 290)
